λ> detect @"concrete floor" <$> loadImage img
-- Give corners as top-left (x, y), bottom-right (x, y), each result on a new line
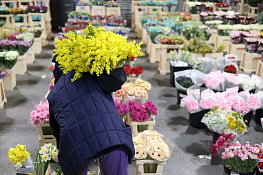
top-left (0, 33), bottom-right (262, 175)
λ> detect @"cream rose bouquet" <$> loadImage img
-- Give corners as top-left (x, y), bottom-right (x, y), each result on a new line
top-left (122, 79), bottom-right (151, 97)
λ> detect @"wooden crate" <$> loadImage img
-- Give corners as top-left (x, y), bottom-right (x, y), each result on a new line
top-left (3, 65), bottom-right (16, 91)
top-left (215, 35), bottom-right (231, 53)
top-left (0, 79), bottom-right (7, 109)
top-left (240, 51), bottom-right (262, 74)
top-left (26, 48), bottom-right (35, 64)
top-left (134, 6), bottom-right (148, 31)
top-left (106, 7), bottom-right (121, 16)
top-left (237, 3), bottom-right (249, 14)
top-left (136, 160), bottom-right (166, 175)
top-left (136, 21), bottom-right (143, 38)
top-left (37, 123), bottom-right (56, 149)
top-left (158, 44), bottom-right (183, 75)
top-left (256, 61), bottom-right (263, 79)
top-left (28, 13), bottom-right (46, 24)
top-left (206, 29), bottom-right (217, 46)
top-left (142, 28), bottom-right (148, 45)
top-left (130, 119), bottom-right (155, 138)
top-left (15, 54), bottom-right (27, 75)
top-left (1, 1), bottom-right (18, 9)
top-left (11, 14), bottom-right (29, 25)
top-left (146, 34), bottom-right (151, 54)
top-left (248, 5), bottom-right (258, 18)
top-left (228, 43), bottom-right (245, 61)
top-left (0, 15), bottom-right (12, 25)
top-left (33, 37), bottom-right (42, 54)
top-left (17, 0), bottom-right (34, 7)
top-left (76, 5), bottom-right (91, 13)
top-left (91, 6), bottom-right (105, 16)
top-left (148, 41), bottom-right (161, 63)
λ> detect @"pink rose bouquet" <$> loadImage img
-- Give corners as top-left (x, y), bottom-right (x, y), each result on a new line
top-left (30, 101), bottom-right (49, 126)
top-left (181, 95), bottom-right (200, 113)
top-left (247, 95), bottom-right (261, 110)
top-left (231, 97), bottom-right (250, 115)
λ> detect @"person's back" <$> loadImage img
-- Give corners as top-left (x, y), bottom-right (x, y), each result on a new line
top-left (48, 71), bottom-right (134, 175)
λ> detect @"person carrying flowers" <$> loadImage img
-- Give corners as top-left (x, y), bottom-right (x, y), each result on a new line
top-left (48, 24), bottom-right (144, 175)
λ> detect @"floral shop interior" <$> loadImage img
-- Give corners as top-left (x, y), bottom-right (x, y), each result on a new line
top-left (1, 0), bottom-right (263, 175)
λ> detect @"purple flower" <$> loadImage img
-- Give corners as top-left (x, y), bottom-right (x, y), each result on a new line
top-left (18, 41), bottom-right (30, 47)
top-left (9, 41), bottom-right (19, 47)
top-left (0, 40), bottom-right (10, 46)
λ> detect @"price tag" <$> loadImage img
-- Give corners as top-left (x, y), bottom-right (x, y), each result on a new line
top-left (81, 6), bottom-right (85, 10)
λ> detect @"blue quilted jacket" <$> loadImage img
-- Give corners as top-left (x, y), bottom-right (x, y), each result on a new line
top-left (47, 71), bottom-right (135, 175)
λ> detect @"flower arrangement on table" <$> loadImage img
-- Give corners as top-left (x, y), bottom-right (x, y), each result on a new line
top-left (67, 11), bottom-right (90, 21)
top-left (0, 51), bottom-right (19, 70)
top-left (105, 2), bottom-right (119, 7)
top-left (157, 35), bottom-right (184, 45)
top-left (27, 6), bottom-right (48, 13)
top-left (16, 33), bottom-right (34, 45)
top-left (10, 8), bottom-right (28, 15)
top-left (215, 3), bottom-right (230, 7)
top-left (0, 9), bottom-right (10, 15)
top-left (201, 106), bottom-right (246, 136)
top-left (133, 130), bottom-right (171, 162)
top-left (123, 65), bottom-right (143, 77)
top-left (217, 24), bottom-right (263, 36)
top-left (182, 37), bottom-right (226, 57)
top-left (30, 101), bottom-right (49, 127)
top-left (121, 79), bottom-right (151, 98)
top-left (7, 144), bottom-right (32, 170)
top-left (54, 24), bottom-right (143, 82)
top-left (182, 24), bottom-right (211, 41)
top-left (0, 40), bottom-right (31, 55)
top-left (204, 20), bottom-right (223, 29)
top-left (211, 137), bottom-right (262, 175)
top-left (187, 2), bottom-right (206, 14)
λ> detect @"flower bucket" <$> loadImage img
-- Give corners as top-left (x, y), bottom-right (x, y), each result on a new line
top-left (212, 132), bottom-right (220, 144)
top-left (255, 109), bottom-right (263, 126)
top-left (32, 15), bottom-right (41, 21)
top-left (239, 168), bottom-right (257, 175)
top-left (224, 164), bottom-right (231, 175)
top-left (189, 110), bottom-right (208, 129)
top-left (244, 111), bottom-right (253, 126)
top-left (136, 159), bottom-right (166, 175)
top-left (177, 89), bottom-right (187, 105)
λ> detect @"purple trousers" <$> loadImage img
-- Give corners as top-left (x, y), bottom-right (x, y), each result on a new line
top-left (75, 146), bottom-right (129, 175)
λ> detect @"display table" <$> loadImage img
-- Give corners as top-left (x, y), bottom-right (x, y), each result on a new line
top-left (248, 5), bottom-right (258, 18)
top-left (91, 6), bottom-right (106, 16)
top-left (15, 55), bottom-right (27, 75)
top-left (207, 29), bottom-right (217, 45)
top-left (3, 64), bottom-right (17, 91)
top-left (0, 79), bottom-right (7, 109)
top-left (215, 35), bottom-right (231, 53)
top-left (158, 44), bottom-right (183, 75)
top-left (228, 43), bottom-right (245, 61)
top-left (240, 51), bottom-right (262, 74)
top-left (106, 7), bottom-right (121, 16)
top-left (256, 60), bottom-right (263, 79)
top-left (142, 28), bottom-right (148, 45)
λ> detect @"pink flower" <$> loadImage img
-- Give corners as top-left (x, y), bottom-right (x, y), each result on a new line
top-left (199, 99), bottom-right (215, 110)
top-left (247, 95), bottom-right (261, 110)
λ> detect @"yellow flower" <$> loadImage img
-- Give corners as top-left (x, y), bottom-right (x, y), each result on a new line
top-left (54, 24), bottom-right (144, 82)
top-left (7, 144), bottom-right (30, 164)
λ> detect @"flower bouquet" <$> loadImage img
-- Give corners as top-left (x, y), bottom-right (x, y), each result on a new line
top-left (223, 63), bottom-right (238, 74)
top-left (123, 65), bottom-right (143, 77)
top-left (122, 79), bottom-right (151, 102)
top-left (201, 106), bottom-right (247, 136)
top-left (7, 144), bottom-right (32, 171)
top-left (133, 130), bottom-right (173, 174)
top-left (54, 24), bottom-right (143, 82)
top-left (33, 143), bottom-right (58, 175)
top-left (30, 101), bottom-right (49, 127)
top-left (216, 141), bottom-right (261, 175)
top-left (0, 40), bottom-right (11, 51)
